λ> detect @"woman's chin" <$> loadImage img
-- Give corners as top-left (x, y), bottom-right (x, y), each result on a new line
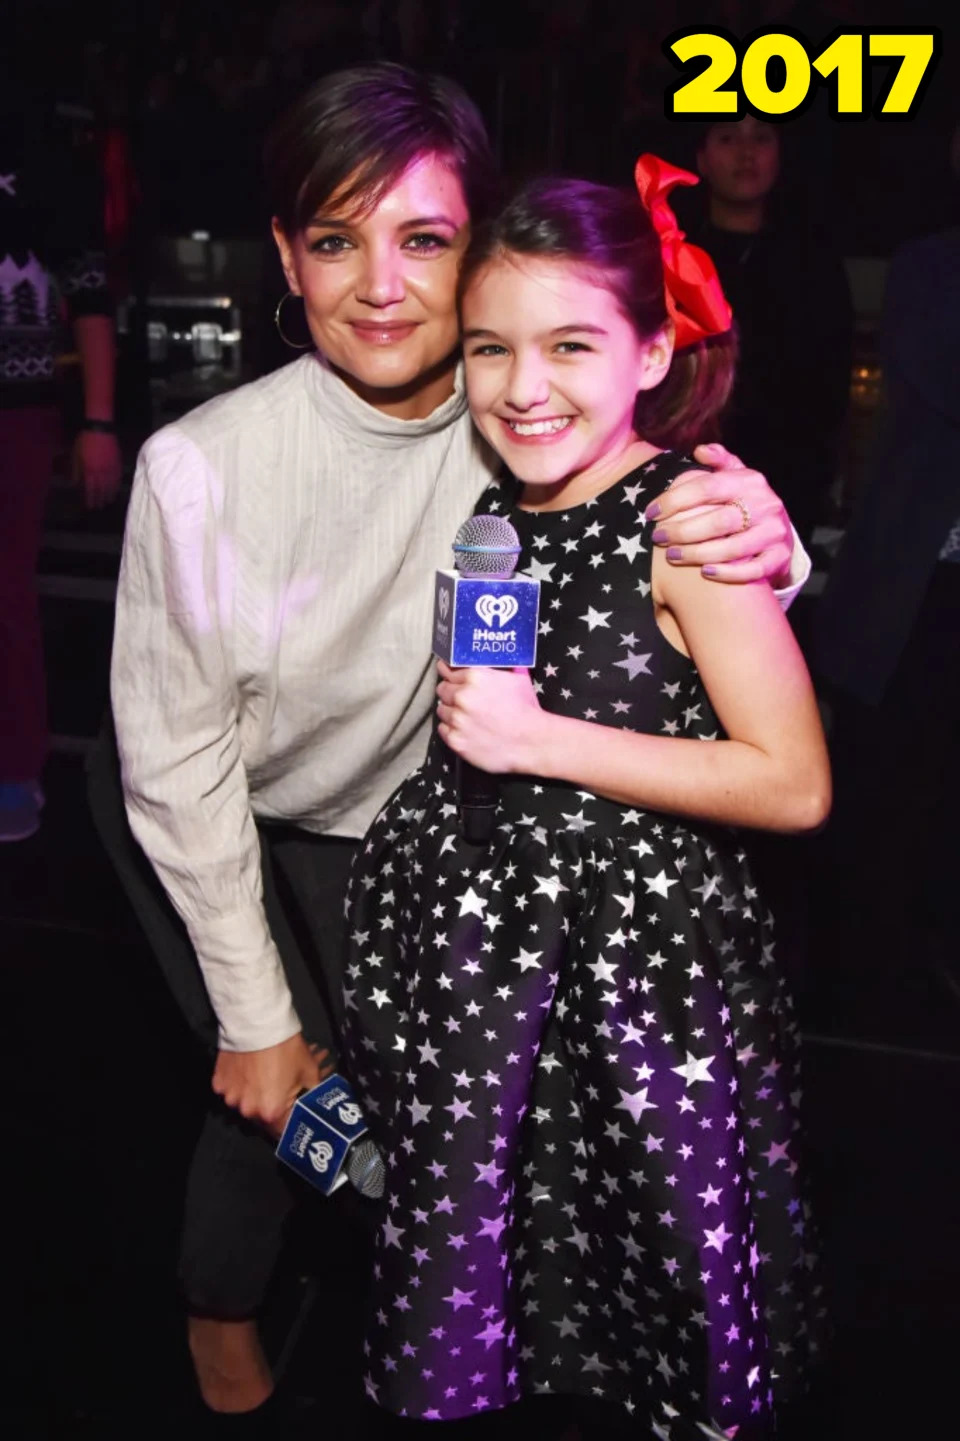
top-left (339, 353), bottom-right (421, 392)
top-left (330, 344), bottom-right (460, 409)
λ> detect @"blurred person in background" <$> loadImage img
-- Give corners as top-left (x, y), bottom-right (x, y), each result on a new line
top-left (815, 170), bottom-right (960, 990)
top-left (686, 115), bottom-right (853, 548)
top-left (0, 58), bottom-right (121, 844)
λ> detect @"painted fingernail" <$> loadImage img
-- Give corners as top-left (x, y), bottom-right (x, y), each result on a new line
top-left (702, 565), bottom-right (718, 576)
top-left (651, 527), bottom-right (668, 543)
top-left (646, 502), bottom-right (662, 520)
top-left (667, 546), bottom-right (682, 561)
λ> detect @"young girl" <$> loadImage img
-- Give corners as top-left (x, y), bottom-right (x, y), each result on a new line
top-left (342, 157), bottom-right (830, 1440)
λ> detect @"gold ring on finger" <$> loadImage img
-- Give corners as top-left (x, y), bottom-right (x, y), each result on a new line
top-left (731, 496), bottom-right (751, 531)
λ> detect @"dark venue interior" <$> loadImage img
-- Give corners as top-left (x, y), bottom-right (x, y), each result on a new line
top-left (3, 1), bottom-right (959, 1437)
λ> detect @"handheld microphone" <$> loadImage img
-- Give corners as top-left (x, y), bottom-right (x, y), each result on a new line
top-left (275, 1073), bottom-right (385, 1199)
top-left (432, 515), bottom-right (540, 845)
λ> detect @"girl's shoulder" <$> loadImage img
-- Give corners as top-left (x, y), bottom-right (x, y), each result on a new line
top-left (636, 448), bottom-right (699, 499)
top-left (594, 449), bottom-right (700, 516)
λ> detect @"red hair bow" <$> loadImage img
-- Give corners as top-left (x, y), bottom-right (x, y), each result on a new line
top-left (634, 153), bottom-right (733, 351)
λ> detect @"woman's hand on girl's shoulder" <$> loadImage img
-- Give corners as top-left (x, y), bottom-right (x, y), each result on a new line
top-left (435, 661), bottom-right (550, 776)
top-left (645, 443), bottom-right (793, 586)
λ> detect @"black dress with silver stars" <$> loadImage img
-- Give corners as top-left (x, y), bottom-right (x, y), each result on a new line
top-left (342, 453), bottom-right (824, 1439)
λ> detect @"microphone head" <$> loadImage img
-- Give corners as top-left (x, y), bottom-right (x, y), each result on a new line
top-left (453, 514), bottom-right (521, 579)
top-left (346, 1137), bottom-right (386, 1199)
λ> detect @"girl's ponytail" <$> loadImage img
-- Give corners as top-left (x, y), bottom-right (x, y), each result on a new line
top-left (635, 330), bottom-right (737, 453)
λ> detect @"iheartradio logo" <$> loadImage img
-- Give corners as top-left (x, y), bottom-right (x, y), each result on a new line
top-left (475, 593), bottom-right (518, 628)
top-left (438, 588), bottom-right (450, 622)
top-left (309, 1139), bottom-right (334, 1173)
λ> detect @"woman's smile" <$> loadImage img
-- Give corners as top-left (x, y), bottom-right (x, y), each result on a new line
top-left (348, 320), bottom-right (422, 345)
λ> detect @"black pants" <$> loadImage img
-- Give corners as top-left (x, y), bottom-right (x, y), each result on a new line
top-left (87, 716), bottom-right (361, 1316)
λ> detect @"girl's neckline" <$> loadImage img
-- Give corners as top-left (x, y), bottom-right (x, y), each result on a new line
top-left (511, 449), bottom-right (671, 518)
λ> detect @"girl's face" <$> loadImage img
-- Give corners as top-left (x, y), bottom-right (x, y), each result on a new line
top-left (462, 255), bottom-right (671, 499)
top-left (273, 153), bottom-right (470, 419)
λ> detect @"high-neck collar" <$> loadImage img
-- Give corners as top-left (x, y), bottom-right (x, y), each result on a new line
top-left (303, 351), bottom-right (468, 449)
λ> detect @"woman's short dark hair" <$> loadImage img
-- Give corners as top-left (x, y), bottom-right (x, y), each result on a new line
top-left (458, 177), bottom-right (736, 452)
top-left (265, 62), bottom-right (501, 235)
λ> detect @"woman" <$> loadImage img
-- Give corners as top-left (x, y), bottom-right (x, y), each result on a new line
top-left (96, 62), bottom-right (809, 1427)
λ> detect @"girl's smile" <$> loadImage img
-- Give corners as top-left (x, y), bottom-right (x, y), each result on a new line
top-left (500, 415), bottom-right (575, 441)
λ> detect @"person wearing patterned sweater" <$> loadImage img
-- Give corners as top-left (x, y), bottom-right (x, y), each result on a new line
top-left (0, 82), bottom-right (121, 841)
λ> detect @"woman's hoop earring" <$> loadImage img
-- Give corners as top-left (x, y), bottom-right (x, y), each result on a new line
top-left (274, 291), bottom-right (313, 350)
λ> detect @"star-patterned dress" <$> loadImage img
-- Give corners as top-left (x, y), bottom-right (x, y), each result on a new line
top-left (342, 453), bottom-right (824, 1439)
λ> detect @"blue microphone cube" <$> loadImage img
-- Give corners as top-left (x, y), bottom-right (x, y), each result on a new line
top-left (275, 1073), bottom-right (370, 1196)
top-left (433, 570), bottom-right (540, 667)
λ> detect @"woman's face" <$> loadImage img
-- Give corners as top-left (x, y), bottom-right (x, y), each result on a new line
top-left (273, 153), bottom-right (471, 419)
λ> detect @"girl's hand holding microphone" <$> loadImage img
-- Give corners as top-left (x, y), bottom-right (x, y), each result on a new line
top-left (436, 660), bottom-right (547, 776)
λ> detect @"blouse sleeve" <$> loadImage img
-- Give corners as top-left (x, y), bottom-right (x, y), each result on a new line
top-left (773, 527), bottom-right (812, 611)
top-left (111, 427), bottom-right (301, 1052)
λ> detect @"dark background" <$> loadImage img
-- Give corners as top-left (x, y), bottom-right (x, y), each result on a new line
top-left (4, 2), bottom-right (960, 1438)
top-left (8, 0), bottom-right (960, 247)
